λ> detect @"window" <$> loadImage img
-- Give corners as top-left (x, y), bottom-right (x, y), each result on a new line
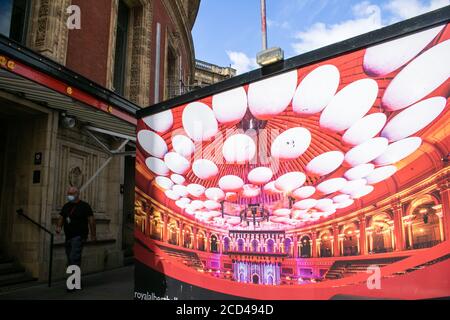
top-left (113, 0), bottom-right (130, 95)
top-left (0, 0), bottom-right (31, 44)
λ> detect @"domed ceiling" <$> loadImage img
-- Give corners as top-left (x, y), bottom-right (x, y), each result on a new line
top-left (136, 23), bottom-right (450, 231)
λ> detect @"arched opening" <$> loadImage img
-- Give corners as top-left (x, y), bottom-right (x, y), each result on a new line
top-left (371, 213), bottom-right (394, 253)
top-left (168, 223), bottom-right (178, 246)
top-left (150, 216), bottom-right (162, 241)
top-left (251, 239), bottom-right (259, 252)
top-left (197, 231), bottom-right (206, 251)
top-left (319, 232), bottom-right (332, 257)
top-left (300, 235), bottom-right (311, 258)
top-left (266, 239), bottom-right (275, 253)
top-left (252, 274), bottom-right (259, 284)
top-left (237, 238), bottom-right (244, 252)
top-left (183, 226), bottom-right (192, 249)
top-left (342, 225), bottom-right (358, 256)
top-left (239, 272), bottom-right (245, 283)
top-left (223, 237), bottom-right (231, 252)
top-left (411, 202), bottom-right (442, 249)
top-left (267, 275), bottom-right (274, 285)
top-left (284, 238), bottom-right (292, 256)
top-left (210, 234), bottom-right (218, 253)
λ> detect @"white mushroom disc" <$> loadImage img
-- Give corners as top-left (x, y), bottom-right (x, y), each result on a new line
top-left (242, 184), bottom-right (261, 198)
top-left (335, 199), bottom-right (355, 209)
top-left (306, 151), bottom-right (345, 176)
top-left (165, 189), bottom-right (180, 201)
top-left (170, 174), bottom-right (185, 185)
top-left (207, 211), bottom-right (222, 218)
top-left (154, 176), bottom-right (174, 190)
top-left (315, 198), bottom-right (334, 211)
top-left (317, 178), bottom-right (347, 194)
top-left (191, 200), bottom-right (204, 210)
top-left (292, 186), bottom-right (316, 199)
top-left (311, 211), bottom-right (324, 219)
top-left (344, 163), bottom-right (375, 180)
top-left (185, 206), bottom-right (196, 215)
top-left (333, 194), bottom-right (351, 203)
top-left (344, 137), bottom-right (389, 167)
top-left (142, 109), bottom-right (173, 133)
top-left (225, 192), bottom-right (238, 201)
top-left (273, 208), bottom-right (291, 217)
top-left (182, 102), bottom-right (218, 142)
top-left (275, 172), bottom-right (306, 192)
top-left (164, 152), bottom-right (190, 175)
top-left (363, 25), bottom-right (445, 77)
top-left (172, 184), bottom-right (188, 197)
top-left (380, 97), bottom-right (446, 142)
top-left (172, 135), bottom-right (195, 158)
top-left (365, 165), bottom-right (397, 184)
top-left (320, 79), bottom-right (379, 132)
top-left (292, 64), bottom-right (340, 115)
top-left (204, 200), bottom-right (221, 210)
top-left (145, 157), bottom-right (169, 176)
top-left (175, 200), bottom-right (189, 209)
top-left (340, 179), bottom-right (367, 195)
top-left (179, 197), bottom-right (191, 204)
top-left (271, 127), bottom-right (311, 160)
top-left (212, 87), bottom-right (247, 124)
top-left (187, 183), bottom-right (206, 197)
top-left (205, 188), bottom-right (225, 201)
top-left (294, 199), bottom-right (317, 210)
top-left (138, 130), bottom-right (168, 158)
top-left (248, 70), bottom-right (298, 119)
top-left (222, 134), bottom-right (256, 163)
top-left (248, 167), bottom-right (273, 185)
top-left (192, 159), bottom-right (219, 180)
top-left (351, 185), bottom-right (374, 199)
top-left (342, 113), bottom-right (387, 146)
top-left (263, 181), bottom-right (283, 194)
top-left (374, 137), bottom-right (422, 166)
top-left (382, 39), bottom-right (450, 111)
top-left (218, 175), bottom-right (244, 192)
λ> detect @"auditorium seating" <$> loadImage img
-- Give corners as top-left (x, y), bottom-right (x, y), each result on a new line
top-left (157, 245), bottom-right (204, 270)
top-left (325, 256), bottom-right (408, 280)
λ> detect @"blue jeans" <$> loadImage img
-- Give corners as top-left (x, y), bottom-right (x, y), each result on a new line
top-left (65, 236), bottom-right (84, 267)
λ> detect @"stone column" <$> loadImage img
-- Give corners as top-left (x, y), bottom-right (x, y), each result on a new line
top-left (293, 236), bottom-right (298, 258)
top-left (359, 215), bottom-right (367, 255)
top-left (162, 214), bottom-right (168, 242)
top-left (333, 225), bottom-right (339, 257)
top-left (193, 227), bottom-right (198, 250)
top-left (438, 178), bottom-right (450, 241)
top-left (392, 201), bottom-right (405, 251)
top-left (206, 232), bottom-right (210, 252)
top-left (311, 232), bottom-right (317, 258)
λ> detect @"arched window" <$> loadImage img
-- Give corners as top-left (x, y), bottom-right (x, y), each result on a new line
top-left (370, 213), bottom-right (394, 253)
top-left (300, 236), bottom-right (311, 258)
top-left (266, 239), bottom-right (275, 253)
top-left (284, 238), bottom-right (292, 256)
top-left (237, 239), bottom-right (244, 252)
top-left (197, 232), bottom-right (206, 251)
top-left (320, 232), bottom-right (332, 257)
top-left (411, 203), bottom-right (442, 249)
top-left (251, 239), bottom-right (259, 252)
top-left (342, 225), bottom-right (358, 256)
top-left (223, 237), bottom-right (230, 252)
top-left (210, 235), bottom-right (218, 253)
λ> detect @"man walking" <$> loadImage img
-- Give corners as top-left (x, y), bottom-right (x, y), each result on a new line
top-left (56, 187), bottom-right (96, 289)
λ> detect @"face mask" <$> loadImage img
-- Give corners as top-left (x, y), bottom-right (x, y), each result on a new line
top-left (67, 195), bottom-right (76, 202)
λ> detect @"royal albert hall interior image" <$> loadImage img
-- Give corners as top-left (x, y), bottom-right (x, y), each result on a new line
top-left (134, 14), bottom-right (450, 300)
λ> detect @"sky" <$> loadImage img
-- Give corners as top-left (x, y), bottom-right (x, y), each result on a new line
top-left (192, 0), bottom-right (449, 74)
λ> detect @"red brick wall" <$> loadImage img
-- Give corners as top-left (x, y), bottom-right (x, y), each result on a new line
top-left (66, 0), bottom-right (112, 86)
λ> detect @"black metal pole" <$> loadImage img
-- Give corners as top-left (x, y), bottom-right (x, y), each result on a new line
top-left (48, 233), bottom-right (53, 287)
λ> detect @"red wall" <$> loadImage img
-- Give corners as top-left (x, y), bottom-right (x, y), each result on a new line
top-left (66, 0), bottom-right (112, 86)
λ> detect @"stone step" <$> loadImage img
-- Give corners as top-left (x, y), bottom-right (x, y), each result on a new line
top-left (0, 272), bottom-right (36, 289)
top-left (0, 263), bottom-right (25, 276)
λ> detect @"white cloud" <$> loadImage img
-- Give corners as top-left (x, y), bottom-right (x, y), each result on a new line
top-left (267, 19), bottom-right (290, 29)
top-left (226, 51), bottom-right (259, 75)
top-left (291, 0), bottom-right (449, 55)
top-left (384, 0), bottom-right (449, 22)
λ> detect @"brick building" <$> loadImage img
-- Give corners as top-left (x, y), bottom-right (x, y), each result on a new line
top-left (0, 0), bottom-right (200, 287)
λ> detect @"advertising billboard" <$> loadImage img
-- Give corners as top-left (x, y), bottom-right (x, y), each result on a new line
top-left (135, 11), bottom-right (450, 300)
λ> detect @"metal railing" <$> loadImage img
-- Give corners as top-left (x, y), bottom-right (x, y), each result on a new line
top-left (17, 209), bottom-right (54, 287)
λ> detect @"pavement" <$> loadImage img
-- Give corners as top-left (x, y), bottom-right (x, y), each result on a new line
top-left (0, 265), bottom-right (134, 300)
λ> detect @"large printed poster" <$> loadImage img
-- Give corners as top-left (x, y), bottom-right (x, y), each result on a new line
top-left (134, 20), bottom-right (450, 300)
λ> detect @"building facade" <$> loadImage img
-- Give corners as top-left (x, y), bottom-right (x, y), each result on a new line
top-left (193, 59), bottom-right (236, 89)
top-left (0, 0), bottom-right (200, 286)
